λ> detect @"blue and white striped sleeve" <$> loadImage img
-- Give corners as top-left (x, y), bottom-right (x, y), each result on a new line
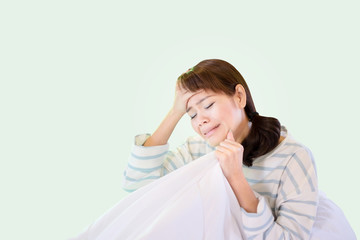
top-left (241, 148), bottom-right (319, 239)
top-left (122, 134), bottom-right (202, 192)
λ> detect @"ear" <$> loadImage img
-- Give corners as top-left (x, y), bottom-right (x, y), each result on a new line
top-left (234, 84), bottom-right (247, 108)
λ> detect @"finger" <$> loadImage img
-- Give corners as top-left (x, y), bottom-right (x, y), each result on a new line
top-left (227, 130), bottom-right (235, 141)
top-left (220, 140), bottom-right (242, 150)
top-left (215, 145), bottom-right (233, 156)
top-left (218, 142), bottom-right (244, 161)
top-left (215, 148), bottom-right (229, 163)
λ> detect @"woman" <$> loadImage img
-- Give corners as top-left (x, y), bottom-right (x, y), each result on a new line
top-left (123, 59), bottom-right (318, 239)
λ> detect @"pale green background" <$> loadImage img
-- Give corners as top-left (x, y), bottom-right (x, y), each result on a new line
top-left (1, 0), bottom-right (359, 239)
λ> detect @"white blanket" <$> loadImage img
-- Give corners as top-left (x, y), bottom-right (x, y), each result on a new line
top-left (71, 152), bottom-right (356, 240)
top-left (71, 152), bottom-right (245, 240)
top-left (310, 191), bottom-right (356, 239)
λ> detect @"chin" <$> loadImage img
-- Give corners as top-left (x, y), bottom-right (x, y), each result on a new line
top-left (198, 126), bottom-right (227, 147)
top-left (206, 135), bottom-right (226, 147)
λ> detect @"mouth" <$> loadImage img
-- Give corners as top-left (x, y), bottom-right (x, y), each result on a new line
top-left (203, 124), bottom-right (220, 137)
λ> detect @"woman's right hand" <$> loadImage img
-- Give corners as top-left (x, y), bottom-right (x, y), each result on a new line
top-left (171, 83), bottom-right (193, 116)
top-left (144, 83), bottom-right (194, 147)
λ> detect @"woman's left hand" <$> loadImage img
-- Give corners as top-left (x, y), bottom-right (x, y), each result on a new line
top-left (215, 130), bottom-right (244, 181)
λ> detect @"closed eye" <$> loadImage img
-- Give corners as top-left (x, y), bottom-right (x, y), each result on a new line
top-left (190, 102), bottom-right (214, 120)
top-left (205, 102), bottom-right (214, 109)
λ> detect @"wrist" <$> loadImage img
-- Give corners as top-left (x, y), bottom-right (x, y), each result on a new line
top-left (169, 107), bottom-right (185, 119)
top-left (226, 170), bottom-right (245, 184)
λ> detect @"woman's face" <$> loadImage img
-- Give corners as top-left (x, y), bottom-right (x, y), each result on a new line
top-left (186, 89), bottom-right (248, 146)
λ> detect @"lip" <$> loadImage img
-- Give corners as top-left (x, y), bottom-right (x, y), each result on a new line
top-left (203, 124), bottom-right (220, 137)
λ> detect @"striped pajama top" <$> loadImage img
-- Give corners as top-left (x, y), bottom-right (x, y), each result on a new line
top-left (122, 126), bottom-right (319, 239)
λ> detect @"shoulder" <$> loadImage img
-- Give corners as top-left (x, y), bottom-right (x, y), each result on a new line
top-left (276, 128), bottom-right (317, 179)
top-left (282, 129), bottom-right (315, 165)
top-left (254, 126), bottom-right (316, 168)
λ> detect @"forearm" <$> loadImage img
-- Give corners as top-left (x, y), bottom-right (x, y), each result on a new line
top-left (143, 108), bottom-right (184, 146)
top-left (228, 173), bottom-right (259, 213)
top-left (123, 135), bottom-right (170, 192)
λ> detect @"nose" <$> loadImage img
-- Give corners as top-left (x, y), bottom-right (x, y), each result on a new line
top-left (198, 114), bottom-right (209, 127)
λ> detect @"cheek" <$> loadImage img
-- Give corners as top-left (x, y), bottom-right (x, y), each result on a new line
top-left (206, 107), bottom-right (220, 120)
top-left (214, 107), bottom-right (240, 130)
top-left (212, 106), bottom-right (233, 121)
top-left (190, 121), bottom-right (199, 133)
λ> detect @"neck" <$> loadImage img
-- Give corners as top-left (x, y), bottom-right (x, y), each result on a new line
top-left (234, 120), bottom-right (251, 143)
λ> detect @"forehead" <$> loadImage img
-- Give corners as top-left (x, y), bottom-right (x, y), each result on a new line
top-left (186, 90), bottom-right (228, 110)
top-left (187, 90), bottom-right (214, 104)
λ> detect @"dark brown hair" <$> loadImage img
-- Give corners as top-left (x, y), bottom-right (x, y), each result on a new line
top-left (177, 59), bottom-right (281, 167)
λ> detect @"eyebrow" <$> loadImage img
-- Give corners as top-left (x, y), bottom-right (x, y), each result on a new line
top-left (186, 95), bottom-right (214, 112)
